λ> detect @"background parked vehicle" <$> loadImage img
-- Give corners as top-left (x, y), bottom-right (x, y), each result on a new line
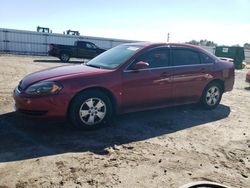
top-left (48, 41), bottom-right (106, 62)
top-left (14, 43), bottom-right (235, 129)
top-left (215, 46), bottom-right (245, 69)
top-left (246, 70), bottom-right (250, 83)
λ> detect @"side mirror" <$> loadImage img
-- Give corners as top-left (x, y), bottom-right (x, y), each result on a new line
top-left (132, 61), bottom-right (149, 70)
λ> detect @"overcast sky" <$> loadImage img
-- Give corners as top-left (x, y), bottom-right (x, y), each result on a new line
top-left (1, 0), bottom-right (250, 45)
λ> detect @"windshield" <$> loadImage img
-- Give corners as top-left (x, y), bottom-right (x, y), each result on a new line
top-left (86, 45), bottom-right (142, 69)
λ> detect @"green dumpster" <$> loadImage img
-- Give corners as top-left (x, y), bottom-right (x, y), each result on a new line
top-left (215, 46), bottom-right (245, 69)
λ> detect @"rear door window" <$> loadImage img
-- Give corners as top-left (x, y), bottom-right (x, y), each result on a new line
top-left (200, 53), bottom-right (215, 64)
top-left (172, 49), bottom-right (200, 66)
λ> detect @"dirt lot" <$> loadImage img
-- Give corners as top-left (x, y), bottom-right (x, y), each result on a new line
top-left (0, 54), bottom-right (249, 188)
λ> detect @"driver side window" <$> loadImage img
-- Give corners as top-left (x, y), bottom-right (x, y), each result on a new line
top-left (132, 47), bottom-right (170, 69)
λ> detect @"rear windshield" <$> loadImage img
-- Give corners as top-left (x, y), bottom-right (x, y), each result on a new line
top-left (86, 45), bottom-right (142, 69)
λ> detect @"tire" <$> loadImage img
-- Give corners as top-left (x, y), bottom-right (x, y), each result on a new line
top-left (69, 90), bottom-right (113, 130)
top-left (200, 82), bottom-right (223, 110)
top-left (60, 53), bottom-right (70, 62)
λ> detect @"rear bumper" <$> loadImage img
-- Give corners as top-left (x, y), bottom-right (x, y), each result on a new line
top-left (224, 77), bottom-right (234, 92)
top-left (223, 66), bottom-right (235, 92)
top-left (13, 88), bottom-right (69, 118)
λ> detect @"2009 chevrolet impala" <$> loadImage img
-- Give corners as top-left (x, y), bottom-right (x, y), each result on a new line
top-left (13, 43), bottom-right (234, 129)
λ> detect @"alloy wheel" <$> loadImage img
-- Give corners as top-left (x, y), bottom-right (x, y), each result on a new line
top-left (79, 98), bottom-right (107, 125)
top-left (206, 86), bottom-right (220, 106)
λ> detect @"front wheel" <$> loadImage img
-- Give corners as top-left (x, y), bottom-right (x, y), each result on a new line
top-left (200, 82), bottom-right (223, 109)
top-left (69, 90), bottom-right (113, 129)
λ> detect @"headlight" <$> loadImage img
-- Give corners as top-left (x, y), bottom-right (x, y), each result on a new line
top-left (25, 82), bottom-right (62, 96)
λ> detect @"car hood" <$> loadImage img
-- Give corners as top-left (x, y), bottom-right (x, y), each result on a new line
top-left (19, 64), bottom-right (111, 90)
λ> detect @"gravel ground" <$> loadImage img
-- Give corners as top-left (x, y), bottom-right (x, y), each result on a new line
top-left (0, 54), bottom-right (249, 188)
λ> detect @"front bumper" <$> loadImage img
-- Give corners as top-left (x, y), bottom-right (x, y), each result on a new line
top-left (13, 88), bottom-right (69, 118)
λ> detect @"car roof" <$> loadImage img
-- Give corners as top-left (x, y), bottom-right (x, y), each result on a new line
top-left (123, 42), bottom-right (217, 59)
top-left (124, 42), bottom-right (205, 49)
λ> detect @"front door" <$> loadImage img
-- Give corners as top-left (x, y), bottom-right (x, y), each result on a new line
top-left (121, 47), bottom-right (173, 112)
top-left (77, 42), bottom-right (97, 58)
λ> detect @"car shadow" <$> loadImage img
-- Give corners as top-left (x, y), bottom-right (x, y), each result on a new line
top-left (244, 86), bottom-right (250, 91)
top-left (0, 104), bottom-right (231, 162)
top-left (33, 59), bottom-right (84, 64)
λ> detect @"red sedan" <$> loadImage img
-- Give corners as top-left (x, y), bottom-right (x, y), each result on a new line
top-left (246, 70), bottom-right (250, 83)
top-left (13, 43), bottom-right (235, 129)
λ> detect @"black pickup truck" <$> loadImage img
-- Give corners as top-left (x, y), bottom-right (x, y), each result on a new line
top-left (48, 41), bottom-right (106, 62)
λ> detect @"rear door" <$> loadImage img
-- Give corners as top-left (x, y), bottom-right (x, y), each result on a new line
top-left (171, 46), bottom-right (214, 103)
top-left (122, 46), bottom-right (174, 111)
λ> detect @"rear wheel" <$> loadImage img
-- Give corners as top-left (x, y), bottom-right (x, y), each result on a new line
top-left (60, 53), bottom-right (70, 62)
top-left (69, 90), bottom-right (113, 129)
top-left (201, 82), bottom-right (223, 109)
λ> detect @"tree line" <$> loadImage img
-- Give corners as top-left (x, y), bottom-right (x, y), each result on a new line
top-left (186, 40), bottom-right (250, 49)
top-left (186, 40), bottom-right (217, 47)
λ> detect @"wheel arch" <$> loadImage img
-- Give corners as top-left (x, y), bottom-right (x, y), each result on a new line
top-left (60, 50), bottom-right (72, 57)
top-left (67, 87), bottom-right (118, 117)
top-left (206, 79), bottom-right (225, 92)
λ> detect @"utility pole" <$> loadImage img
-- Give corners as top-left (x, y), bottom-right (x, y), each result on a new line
top-left (167, 33), bottom-right (170, 42)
